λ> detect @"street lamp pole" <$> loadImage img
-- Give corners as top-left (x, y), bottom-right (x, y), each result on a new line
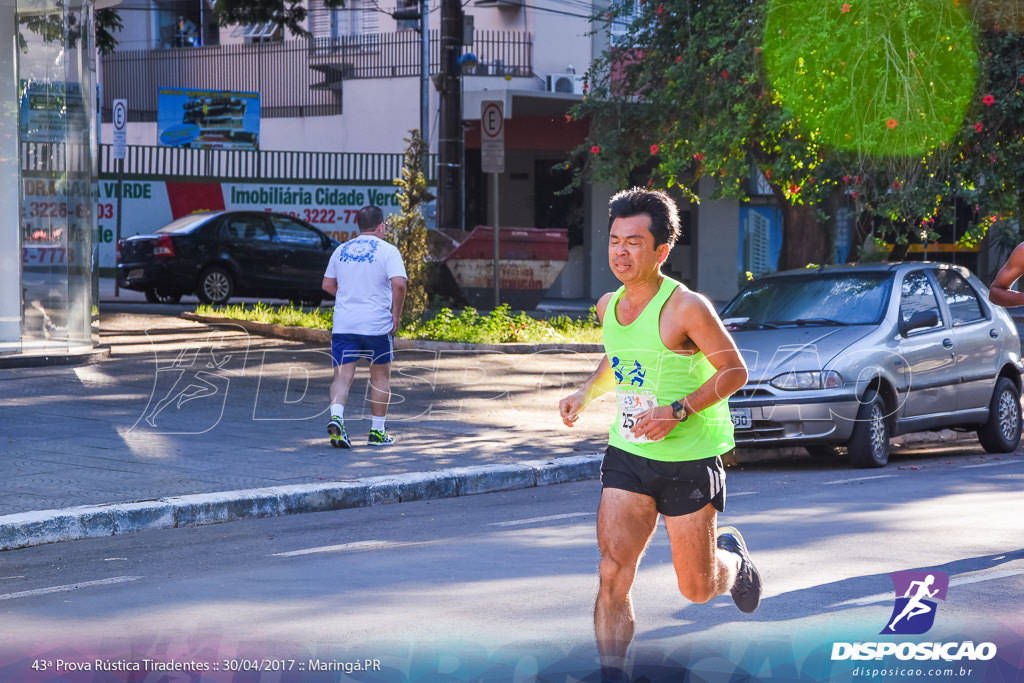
top-left (456, 52), bottom-right (477, 234)
top-left (419, 0), bottom-right (429, 165)
top-left (392, 1), bottom-right (431, 172)
top-left (436, 0), bottom-right (463, 232)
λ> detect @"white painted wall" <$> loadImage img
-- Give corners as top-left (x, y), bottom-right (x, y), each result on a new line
top-left (695, 177), bottom-right (742, 307)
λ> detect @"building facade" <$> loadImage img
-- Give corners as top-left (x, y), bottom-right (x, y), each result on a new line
top-left (97, 0), bottom-right (765, 305)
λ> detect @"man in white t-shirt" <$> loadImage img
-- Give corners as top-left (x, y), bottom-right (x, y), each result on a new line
top-left (322, 205), bottom-right (408, 448)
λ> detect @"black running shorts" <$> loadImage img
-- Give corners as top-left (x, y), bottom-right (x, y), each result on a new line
top-left (601, 444), bottom-right (727, 517)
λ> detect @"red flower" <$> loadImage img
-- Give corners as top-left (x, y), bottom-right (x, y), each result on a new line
top-left (676, 55), bottom-right (682, 63)
top-left (975, 122), bottom-right (984, 132)
top-left (983, 94), bottom-right (995, 106)
top-left (565, 114), bottom-right (572, 123)
top-left (721, 70), bottom-right (729, 79)
top-left (591, 145), bottom-right (601, 155)
top-left (841, 2), bottom-right (851, 13)
top-left (694, 153), bottom-right (705, 162)
top-left (887, 118), bottom-right (898, 129)
top-left (650, 144), bottom-right (659, 155)
top-left (851, 191), bottom-right (857, 199)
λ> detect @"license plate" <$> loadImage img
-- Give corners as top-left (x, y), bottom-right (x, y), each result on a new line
top-left (128, 269), bottom-right (144, 279)
top-left (730, 407), bottom-right (752, 430)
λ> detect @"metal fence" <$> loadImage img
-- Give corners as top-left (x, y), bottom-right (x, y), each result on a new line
top-left (101, 31), bottom-right (533, 122)
top-left (96, 144), bottom-right (437, 184)
top-left (20, 142), bottom-right (436, 184)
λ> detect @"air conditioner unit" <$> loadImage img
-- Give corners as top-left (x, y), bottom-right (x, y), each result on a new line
top-left (546, 73), bottom-right (585, 95)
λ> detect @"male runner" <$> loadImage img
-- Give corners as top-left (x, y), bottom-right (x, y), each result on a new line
top-left (322, 205), bottom-right (407, 447)
top-left (558, 188), bottom-right (761, 680)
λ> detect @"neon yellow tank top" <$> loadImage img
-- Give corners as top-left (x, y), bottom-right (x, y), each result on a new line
top-left (604, 276), bottom-right (735, 462)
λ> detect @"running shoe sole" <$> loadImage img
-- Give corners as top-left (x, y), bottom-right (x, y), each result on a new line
top-left (327, 421), bottom-right (351, 449)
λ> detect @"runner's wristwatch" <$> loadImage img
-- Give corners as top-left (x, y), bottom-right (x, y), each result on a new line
top-left (670, 400), bottom-right (689, 422)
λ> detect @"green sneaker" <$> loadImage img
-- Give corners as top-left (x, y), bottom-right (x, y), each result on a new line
top-left (327, 417), bottom-right (351, 449)
top-left (367, 428), bottom-right (394, 446)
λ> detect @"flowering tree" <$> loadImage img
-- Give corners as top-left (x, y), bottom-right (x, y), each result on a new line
top-left (574, 0), bottom-right (1024, 269)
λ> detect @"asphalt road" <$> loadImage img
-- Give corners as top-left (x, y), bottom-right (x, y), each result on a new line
top-left (1, 449), bottom-right (1022, 682)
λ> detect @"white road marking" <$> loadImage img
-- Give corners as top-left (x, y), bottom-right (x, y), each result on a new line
top-left (272, 540), bottom-right (414, 557)
top-left (824, 475), bottom-right (898, 485)
top-left (835, 569), bottom-right (1024, 607)
top-left (730, 491), bottom-right (758, 497)
top-left (0, 576), bottom-right (140, 602)
top-left (959, 460), bottom-right (1022, 470)
top-left (489, 512), bottom-right (595, 527)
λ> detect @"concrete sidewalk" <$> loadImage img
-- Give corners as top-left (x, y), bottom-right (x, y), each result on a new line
top-left (1, 305), bottom-right (613, 551)
top-left (1, 284), bottom-right (981, 552)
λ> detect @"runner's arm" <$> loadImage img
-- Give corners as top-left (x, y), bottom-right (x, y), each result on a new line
top-left (322, 277), bottom-right (338, 297)
top-left (989, 243), bottom-right (1024, 307)
top-left (390, 276), bottom-right (407, 334)
top-left (559, 293), bottom-right (614, 427)
top-left (631, 290), bottom-right (747, 440)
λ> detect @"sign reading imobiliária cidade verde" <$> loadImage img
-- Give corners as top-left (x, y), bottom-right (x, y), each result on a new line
top-left (93, 180), bottom-right (414, 269)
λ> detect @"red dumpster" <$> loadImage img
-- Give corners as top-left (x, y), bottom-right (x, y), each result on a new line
top-left (444, 226), bottom-right (569, 309)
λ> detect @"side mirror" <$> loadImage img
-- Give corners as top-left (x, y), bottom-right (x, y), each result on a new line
top-left (899, 309), bottom-right (939, 336)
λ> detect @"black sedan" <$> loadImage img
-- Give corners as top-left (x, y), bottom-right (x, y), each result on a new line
top-left (116, 211), bottom-right (340, 305)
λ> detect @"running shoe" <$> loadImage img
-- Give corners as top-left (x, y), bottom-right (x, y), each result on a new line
top-left (367, 428), bottom-right (394, 446)
top-left (717, 525), bottom-right (762, 613)
top-left (327, 417), bottom-right (351, 449)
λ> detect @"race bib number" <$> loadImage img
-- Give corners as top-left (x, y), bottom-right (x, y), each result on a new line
top-left (616, 389), bottom-right (661, 443)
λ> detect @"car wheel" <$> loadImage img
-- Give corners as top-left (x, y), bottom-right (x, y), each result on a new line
top-left (847, 390), bottom-right (890, 468)
top-left (197, 267), bottom-right (234, 305)
top-left (144, 287), bottom-right (182, 304)
top-left (976, 377), bottom-right (1022, 454)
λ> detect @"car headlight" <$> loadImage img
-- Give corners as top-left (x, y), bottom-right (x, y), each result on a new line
top-left (770, 370), bottom-right (843, 390)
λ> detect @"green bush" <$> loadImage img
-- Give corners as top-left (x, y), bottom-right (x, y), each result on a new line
top-left (402, 304), bottom-right (600, 344)
top-left (194, 302), bottom-right (601, 344)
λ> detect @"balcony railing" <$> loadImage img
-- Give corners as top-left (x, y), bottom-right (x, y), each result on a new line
top-left (101, 31), bottom-right (533, 123)
top-left (101, 40), bottom-right (343, 123)
top-left (308, 29), bottom-right (532, 80)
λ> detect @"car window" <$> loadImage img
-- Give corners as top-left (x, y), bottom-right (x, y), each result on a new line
top-left (721, 273), bottom-right (891, 328)
top-left (225, 215), bottom-right (272, 242)
top-left (899, 271), bottom-right (943, 331)
top-left (935, 269), bottom-right (986, 326)
top-left (268, 215), bottom-right (323, 246)
top-left (155, 213), bottom-right (217, 234)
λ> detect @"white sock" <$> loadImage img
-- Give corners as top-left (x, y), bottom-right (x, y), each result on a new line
top-left (331, 404), bottom-right (344, 421)
top-left (371, 416), bottom-right (386, 432)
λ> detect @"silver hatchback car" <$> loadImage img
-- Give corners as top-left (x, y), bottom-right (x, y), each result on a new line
top-left (720, 262), bottom-right (1023, 467)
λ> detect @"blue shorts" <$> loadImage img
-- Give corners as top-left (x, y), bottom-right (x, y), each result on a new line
top-left (331, 333), bottom-right (394, 366)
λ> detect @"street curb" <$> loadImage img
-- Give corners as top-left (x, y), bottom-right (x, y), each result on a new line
top-left (0, 454), bottom-right (603, 552)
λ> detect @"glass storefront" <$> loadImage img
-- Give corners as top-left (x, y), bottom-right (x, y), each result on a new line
top-left (1, 0), bottom-right (98, 358)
